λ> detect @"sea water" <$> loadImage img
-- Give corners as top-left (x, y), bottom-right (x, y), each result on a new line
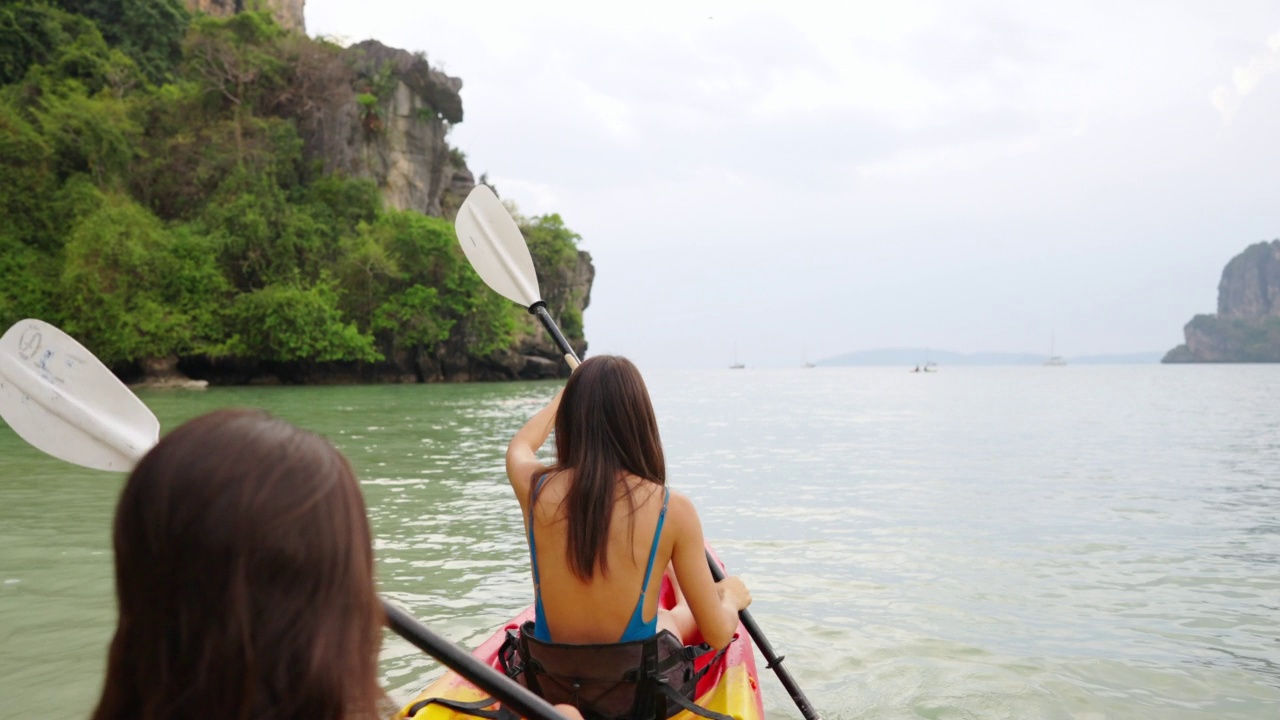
top-left (1, 366), bottom-right (1277, 719)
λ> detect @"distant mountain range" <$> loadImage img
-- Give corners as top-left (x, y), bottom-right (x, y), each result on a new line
top-left (818, 348), bottom-right (1163, 366)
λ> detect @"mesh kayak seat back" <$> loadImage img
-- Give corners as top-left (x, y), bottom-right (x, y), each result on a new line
top-left (404, 620), bottom-right (734, 720)
top-left (514, 621), bottom-right (734, 720)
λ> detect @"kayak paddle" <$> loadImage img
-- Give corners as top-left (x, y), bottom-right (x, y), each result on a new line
top-left (455, 184), bottom-right (579, 371)
top-left (0, 319), bottom-right (159, 471)
top-left (0, 319), bottom-right (569, 720)
top-left (453, 187), bottom-right (822, 720)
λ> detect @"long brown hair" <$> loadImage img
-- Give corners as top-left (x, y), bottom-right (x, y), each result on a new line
top-left (545, 355), bottom-right (666, 580)
top-left (91, 409), bottom-right (385, 720)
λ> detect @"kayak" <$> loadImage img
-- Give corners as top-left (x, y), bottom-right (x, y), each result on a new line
top-left (399, 548), bottom-right (765, 720)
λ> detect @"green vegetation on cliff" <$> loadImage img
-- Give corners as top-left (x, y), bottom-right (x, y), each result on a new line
top-left (1164, 314), bottom-right (1280, 363)
top-left (0, 4), bottom-right (584, 381)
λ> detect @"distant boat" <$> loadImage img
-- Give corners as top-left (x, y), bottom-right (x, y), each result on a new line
top-left (1044, 335), bottom-right (1067, 366)
top-left (730, 344), bottom-right (744, 369)
top-left (802, 347), bottom-right (816, 368)
top-left (923, 361), bottom-right (938, 373)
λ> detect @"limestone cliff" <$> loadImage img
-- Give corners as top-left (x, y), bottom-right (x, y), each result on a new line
top-left (1164, 240), bottom-right (1280, 362)
top-left (1217, 240), bottom-right (1280, 319)
top-left (180, 0), bottom-right (593, 381)
top-left (185, 3), bottom-right (474, 220)
top-left (186, 0), bottom-right (306, 33)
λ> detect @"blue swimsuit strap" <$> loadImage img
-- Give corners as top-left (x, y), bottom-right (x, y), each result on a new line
top-left (528, 474), bottom-right (552, 641)
top-left (637, 487), bottom-right (671, 601)
top-left (619, 486), bottom-right (670, 642)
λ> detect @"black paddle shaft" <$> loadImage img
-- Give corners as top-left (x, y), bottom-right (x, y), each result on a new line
top-left (381, 599), bottom-right (567, 720)
top-left (530, 309), bottom-right (822, 720)
top-left (531, 303), bottom-right (576, 369)
top-left (704, 555), bottom-right (821, 720)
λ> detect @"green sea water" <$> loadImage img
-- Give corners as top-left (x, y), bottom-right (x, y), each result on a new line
top-left (2, 366), bottom-right (1278, 719)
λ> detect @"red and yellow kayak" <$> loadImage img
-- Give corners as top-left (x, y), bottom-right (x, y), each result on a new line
top-left (399, 551), bottom-right (764, 720)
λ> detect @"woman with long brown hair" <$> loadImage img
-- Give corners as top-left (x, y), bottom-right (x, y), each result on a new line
top-left (507, 355), bottom-right (751, 652)
top-left (91, 408), bottom-right (585, 720)
top-left (90, 408), bottom-right (385, 720)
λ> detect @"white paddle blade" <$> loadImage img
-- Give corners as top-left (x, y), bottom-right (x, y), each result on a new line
top-left (454, 185), bottom-right (542, 307)
top-left (0, 319), bottom-right (159, 472)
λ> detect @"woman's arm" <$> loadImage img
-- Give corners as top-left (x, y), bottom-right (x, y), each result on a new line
top-left (666, 491), bottom-right (752, 650)
top-left (505, 389), bottom-right (563, 513)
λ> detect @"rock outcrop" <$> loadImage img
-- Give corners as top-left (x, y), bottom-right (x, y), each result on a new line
top-left (339, 40), bottom-right (471, 218)
top-left (1217, 240), bottom-right (1280, 319)
top-left (131, 355), bottom-right (209, 390)
top-left (186, 0), bottom-right (306, 33)
top-left (1165, 240), bottom-right (1280, 362)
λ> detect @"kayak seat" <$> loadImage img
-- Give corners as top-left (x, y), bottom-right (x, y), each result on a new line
top-left (511, 620), bottom-right (733, 720)
top-left (404, 622), bottom-right (735, 720)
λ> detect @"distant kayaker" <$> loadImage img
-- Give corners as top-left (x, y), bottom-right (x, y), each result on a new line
top-left (88, 408), bottom-right (585, 720)
top-left (506, 355), bottom-right (752, 652)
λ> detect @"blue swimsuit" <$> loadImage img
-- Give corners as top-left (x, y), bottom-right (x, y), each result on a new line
top-left (527, 475), bottom-right (670, 643)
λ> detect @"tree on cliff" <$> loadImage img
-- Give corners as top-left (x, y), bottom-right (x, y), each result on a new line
top-left (519, 212), bottom-right (586, 341)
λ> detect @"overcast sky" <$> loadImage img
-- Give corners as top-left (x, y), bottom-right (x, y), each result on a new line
top-left (307, 1), bottom-right (1280, 367)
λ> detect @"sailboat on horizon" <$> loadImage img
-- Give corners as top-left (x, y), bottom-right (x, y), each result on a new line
top-left (730, 344), bottom-right (744, 369)
top-left (1045, 334), bottom-right (1067, 366)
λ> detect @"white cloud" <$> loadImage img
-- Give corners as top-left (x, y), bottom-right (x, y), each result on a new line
top-left (486, 177), bottom-right (560, 217)
top-left (1212, 30), bottom-right (1280, 125)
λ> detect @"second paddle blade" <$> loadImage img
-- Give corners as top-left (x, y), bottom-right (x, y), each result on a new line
top-left (0, 319), bottom-right (159, 472)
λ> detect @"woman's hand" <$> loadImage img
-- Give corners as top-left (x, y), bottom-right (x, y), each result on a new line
top-left (716, 576), bottom-right (752, 612)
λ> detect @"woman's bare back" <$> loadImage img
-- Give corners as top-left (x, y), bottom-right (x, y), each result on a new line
top-left (527, 472), bottom-right (671, 644)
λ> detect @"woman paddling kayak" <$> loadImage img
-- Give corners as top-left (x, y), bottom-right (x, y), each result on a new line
top-left (396, 357), bottom-right (765, 718)
top-left (506, 355), bottom-right (752, 651)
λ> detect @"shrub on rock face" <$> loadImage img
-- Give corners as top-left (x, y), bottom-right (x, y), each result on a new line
top-left (1165, 314), bottom-right (1280, 363)
top-left (227, 281), bottom-right (379, 364)
top-left (59, 194), bottom-right (228, 364)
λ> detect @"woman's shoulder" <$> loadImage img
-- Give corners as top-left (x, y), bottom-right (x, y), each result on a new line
top-left (660, 487), bottom-right (700, 526)
top-left (513, 466), bottom-right (560, 515)
top-left (618, 479), bottom-right (690, 519)
top-left (653, 487), bottom-right (708, 550)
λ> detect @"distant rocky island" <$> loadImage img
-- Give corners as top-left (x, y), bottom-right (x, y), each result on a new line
top-left (1164, 240), bottom-right (1280, 363)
